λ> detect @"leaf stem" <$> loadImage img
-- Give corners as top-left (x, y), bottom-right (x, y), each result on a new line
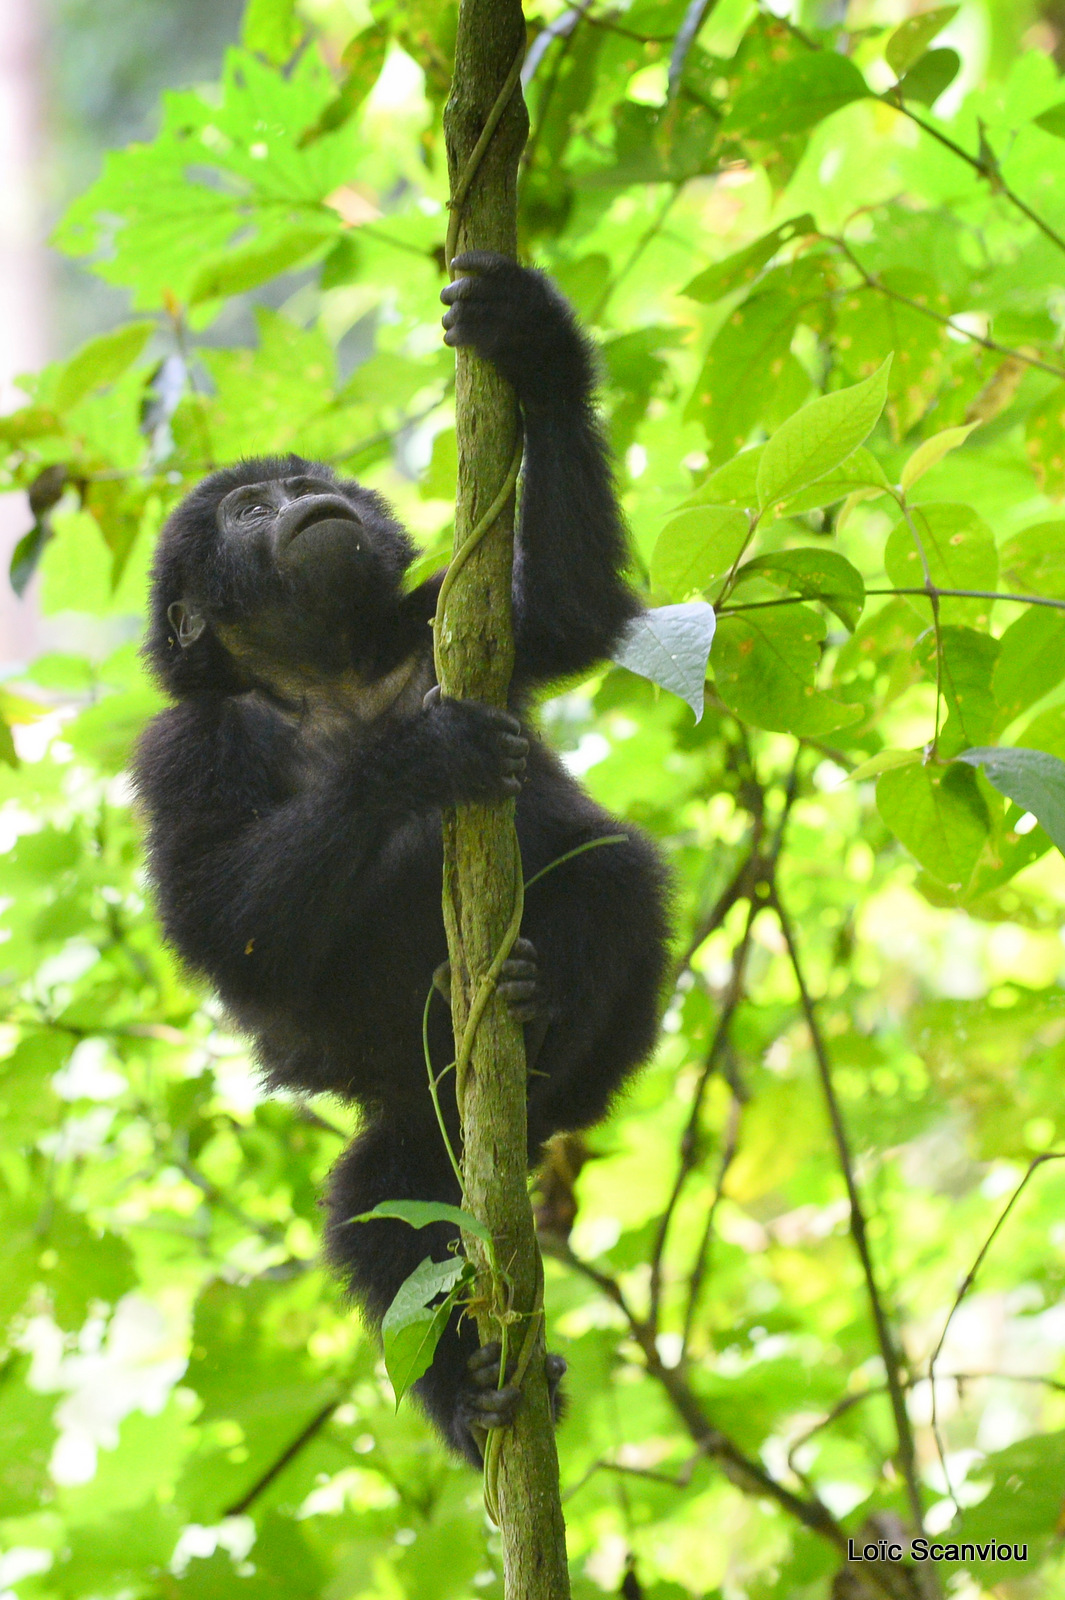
top-left (825, 232), bottom-right (1065, 383)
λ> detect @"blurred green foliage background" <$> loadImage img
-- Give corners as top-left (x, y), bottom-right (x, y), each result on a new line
top-left (5, 1), bottom-right (1065, 1595)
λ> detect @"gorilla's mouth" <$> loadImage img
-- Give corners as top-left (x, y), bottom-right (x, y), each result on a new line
top-left (276, 495), bottom-right (362, 553)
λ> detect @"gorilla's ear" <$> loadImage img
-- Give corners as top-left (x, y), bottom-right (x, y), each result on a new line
top-left (167, 600), bottom-right (207, 649)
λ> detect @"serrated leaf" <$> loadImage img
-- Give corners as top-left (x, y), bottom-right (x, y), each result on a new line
top-left (612, 602), bottom-right (717, 720)
top-left (756, 357), bottom-right (891, 511)
top-left (55, 48), bottom-right (360, 308)
top-left (725, 53), bottom-right (869, 141)
top-left (381, 1256), bottom-right (471, 1405)
top-left (682, 215), bottom-right (815, 304)
top-left (54, 322), bottom-right (155, 411)
top-left (737, 549), bottom-right (865, 630)
top-left (900, 421), bottom-right (979, 492)
top-left (956, 746), bottom-right (1065, 856)
top-left (351, 1198), bottom-right (492, 1244)
top-left (651, 508), bottom-right (749, 598)
top-left (712, 606), bottom-right (863, 735)
top-left (895, 48), bottom-right (960, 107)
top-left (885, 6), bottom-right (958, 75)
top-left (876, 761), bottom-right (990, 888)
top-left (777, 446), bottom-right (892, 514)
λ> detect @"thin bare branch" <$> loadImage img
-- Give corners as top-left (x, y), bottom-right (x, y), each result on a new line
top-left (681, 1084), bottom-right (742, 1356)
top-left (927, 1151), bottom-right (1065, 1507)
top-left (771, 884), bottom-right (926, 1537)
top-left (224, 1394), bottom-right (343, 1516)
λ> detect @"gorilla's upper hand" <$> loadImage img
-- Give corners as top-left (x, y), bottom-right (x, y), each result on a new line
top-left (440, 251), bottom-right (591, 409)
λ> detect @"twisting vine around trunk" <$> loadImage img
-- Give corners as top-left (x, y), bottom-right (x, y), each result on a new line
top-left (436, 2), bottom-right (572, 1594)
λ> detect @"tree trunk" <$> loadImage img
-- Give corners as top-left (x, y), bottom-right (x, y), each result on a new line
top-left (438, 3), bottom-right (571, 1595)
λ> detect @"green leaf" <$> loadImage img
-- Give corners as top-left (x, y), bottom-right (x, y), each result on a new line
top-left (177, 1278), bottom-right (340, 1523)
top-left (351, 1198), bottom-right (492, 1245)
top-left (876, 762), bottom-right (990, 888)
top-left (682, 215), bottom-right (815, 304)
top-left (900, 421), bottom-right (979, 492)
top-left (651, 507), bottom-right (749, 598)
top-left (686, 268), bottom-right (819, 462)
top-left (381, 1256), bottom-right (471, 1405)
top-left (612, 602), bottom-right (718, 720)
top-left (188, 224), bottom-right (336, 305)
top-left (1034, 101), bottom-right (1065, 139)
top-left (895, 48), bottom-right (961, 107)
top-left (756, 358), bottom-right (891, 511)
top-left (54, 322), bottom-right (155, 411)
top-left (420, 426), bottom-right (458, 501)
top-left (56, 48), bottom-right (359, 308)
top-left (1025, 381), bottom-right (1065, 499)
top-left (885, 6), bottom-right (958, 76)
top-left (198, 309), bottom-right (338, 459)
top-left (999, 521), bottom-right (1065, 599)
top-left (951, 1430), bottom-right (1065, 1576)
top-left (737, 549), bottom-right (865, 630)
top-left (241, 0), bottom-right (302, 63)
top-left (884, 504), bottom-right (998, 625)
top-left (9, 522), bottom-right (52, 597)
top-left (725, 53), bottom-right (870, 141)
top-left (0, 403), bottom-right (60, 444)
top-left (956, 747), bottom-right (1065, 855)
top-left (712, 606), bottom-right (863, 735)
top-left (0, 1034), bottom-right (64, 1140)
top-left (992, 606), bottom-right (1065, 726)
top-left (847, 749), bottom-right (922, 782)
top-left (834, 269), bottom-right (950, 437)
top-left (777, 446), bottom-right (892, 514)
top-left (298, 26), bottom-right (389, 146)
top-left (60, 1506), bottom-right (185, 1593)
top-left (912, 625), bottom-right (999, 757)
top-left (0, 1357), bottom-right (57, 1515)
top-left (685, 447), bottom-right (764, 509)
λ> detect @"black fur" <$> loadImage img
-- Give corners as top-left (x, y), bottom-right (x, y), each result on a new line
top-left (134, 253), bottom-right (670, 1464)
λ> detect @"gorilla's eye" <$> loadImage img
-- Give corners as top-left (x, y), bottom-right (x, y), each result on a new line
top-left (238, 503), bottom-right (271, 522)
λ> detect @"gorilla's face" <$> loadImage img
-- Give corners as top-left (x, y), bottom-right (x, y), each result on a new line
top-left (217, 473), bottom-right (365, 570)
top-left (151, 458), bottom-right (416, 693)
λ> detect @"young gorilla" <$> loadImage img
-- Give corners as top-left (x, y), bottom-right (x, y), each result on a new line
top-left (135, 252), bottom-right (669, 1465)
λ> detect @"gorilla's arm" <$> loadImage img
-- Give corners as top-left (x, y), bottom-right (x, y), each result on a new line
top-left (134, 692), bottom-right (525, 1003)
top-left (440, 253), bottom-right (641, 687)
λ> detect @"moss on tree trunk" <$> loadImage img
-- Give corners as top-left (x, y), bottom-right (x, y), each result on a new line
top-left (437, 2), bottom-right (571, 1594)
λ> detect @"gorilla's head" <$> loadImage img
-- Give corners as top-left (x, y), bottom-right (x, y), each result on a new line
top-left (144, 455), bottom-right (417, 697)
